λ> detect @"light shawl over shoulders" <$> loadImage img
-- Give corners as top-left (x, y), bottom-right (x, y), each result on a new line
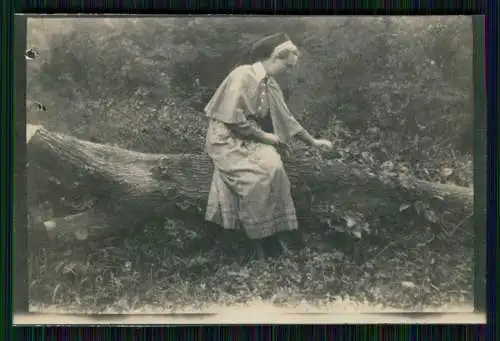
top-left (204, 63), bottom-right (305, 143)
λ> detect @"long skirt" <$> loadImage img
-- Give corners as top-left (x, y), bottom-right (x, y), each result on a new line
top-left (205, 119), bottom-right (298, 239)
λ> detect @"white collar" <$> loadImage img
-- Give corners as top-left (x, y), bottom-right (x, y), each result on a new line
top-left (251, 62), bottom-right (267, 82)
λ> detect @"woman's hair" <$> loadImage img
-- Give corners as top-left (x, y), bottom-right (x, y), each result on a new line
top-left (271, 43), bottom-right (300, 61)
top-left (236, 33), bottom-right (299, 65)
top-left (249, 33), bottom-right (292, 61)
top-left (237, 48), bottom-right (253, 65)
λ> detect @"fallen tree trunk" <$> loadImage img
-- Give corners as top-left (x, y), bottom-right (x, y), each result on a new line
top-left (27, 124), bottom-right (473, 244)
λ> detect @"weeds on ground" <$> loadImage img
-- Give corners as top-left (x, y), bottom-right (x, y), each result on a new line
top-left (28, 213), bottom-right (473, 313)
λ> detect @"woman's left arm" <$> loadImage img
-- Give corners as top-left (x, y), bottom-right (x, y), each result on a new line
top-left (295, 129), bottom-right (316, 146)
top-left (295, 129), bottom-right (334, 150)
top-left (268, 78), bottom-right (333, 150)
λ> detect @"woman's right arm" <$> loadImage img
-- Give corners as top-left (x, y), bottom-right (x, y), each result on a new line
top-left (211, 69), bottom-right (279, 145)
top-left (227, 121), bottom-right (279, 146)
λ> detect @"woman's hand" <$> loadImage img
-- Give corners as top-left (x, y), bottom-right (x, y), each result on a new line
top-left (264, 133), bottom-right (282, 146)
top-left (263, 133), bottom-right (290, 156)
top-left (312, 138), bottom-right (333, 151)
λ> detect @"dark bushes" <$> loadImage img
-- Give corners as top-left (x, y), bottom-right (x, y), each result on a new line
top-left (27, 16), bottom-right (473, 184)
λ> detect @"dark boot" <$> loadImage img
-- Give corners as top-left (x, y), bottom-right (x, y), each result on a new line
top-left (275, 231), bottom-right (305, 255)
top-left (244, 239), bottom-right (266, 262)
top-left (277, 237), bottom-right (293, 256)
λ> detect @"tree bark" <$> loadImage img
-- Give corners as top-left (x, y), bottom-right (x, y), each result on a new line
top-left (26, 124), bottom-right (473, 244)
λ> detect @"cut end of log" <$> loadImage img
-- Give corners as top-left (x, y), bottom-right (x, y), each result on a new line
top-left (43, 219), bottom-right (93, 241)
top-left (41, 209), bottom-right (108, 243)
top-left (74, 227), bottom-right (89, 241)
top-left (43, 219), bottom-right (57, 239)
top-left (27, 124), bottom-right (43, 144)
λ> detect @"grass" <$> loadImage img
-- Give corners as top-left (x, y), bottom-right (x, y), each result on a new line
top-left (25, 109), bottom-right (475, 315)
top-left (28, 215), bottom-right (474, 314)
top-left (26, 120), bottom-right (475, 315)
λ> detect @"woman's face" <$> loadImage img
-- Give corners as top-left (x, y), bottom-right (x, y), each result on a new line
top-left (286, 50), bottom-right (300, 67)
top-left (272, 50), bottom-right (299, 75)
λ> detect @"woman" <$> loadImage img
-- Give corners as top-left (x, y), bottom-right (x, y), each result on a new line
top-left (204, 33), bottom-right (333, 260)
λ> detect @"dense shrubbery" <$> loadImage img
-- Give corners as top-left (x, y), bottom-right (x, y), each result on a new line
top-left (27, 17), bottom-right (473, 186)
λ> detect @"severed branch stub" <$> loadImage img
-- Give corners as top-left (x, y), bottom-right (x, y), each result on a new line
top-left (26, 124), bottom-right (473, 244)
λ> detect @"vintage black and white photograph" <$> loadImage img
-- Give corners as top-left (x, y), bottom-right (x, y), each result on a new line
top-left (25, 16), bottom-right (478, 317)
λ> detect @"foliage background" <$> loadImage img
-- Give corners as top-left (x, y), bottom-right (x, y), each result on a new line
top-left (26, 16), bottom-right (475, 312)
top-left (27, 16), bottom-right (473, 185)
